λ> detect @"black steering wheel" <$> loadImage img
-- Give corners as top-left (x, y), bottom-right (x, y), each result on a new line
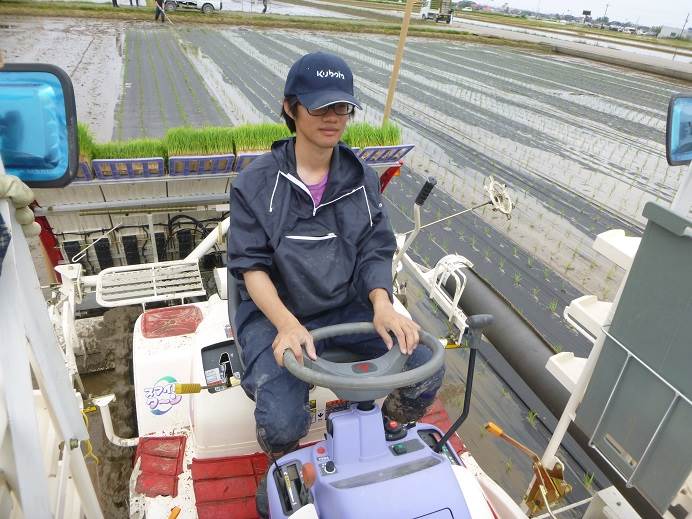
top-left (282, 322), bottom-right (445, 401)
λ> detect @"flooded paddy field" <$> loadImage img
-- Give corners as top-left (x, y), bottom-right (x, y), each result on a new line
top-left (2, 16), bottom-right (689, 516)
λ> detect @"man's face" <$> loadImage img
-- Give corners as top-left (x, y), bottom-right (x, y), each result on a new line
top-left (287, 101), bottom-right (349, 149)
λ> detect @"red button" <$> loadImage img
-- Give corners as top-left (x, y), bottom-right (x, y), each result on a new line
top-left (388, 420), bottom-right (398, 429)
top-left (316, 447), bottom-right (326, 455)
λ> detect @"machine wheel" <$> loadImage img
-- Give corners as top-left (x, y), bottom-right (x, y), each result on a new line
top-left (164, 0), bottom-right (176, 10)
top-left (201, 2), bottom-right (214, 13)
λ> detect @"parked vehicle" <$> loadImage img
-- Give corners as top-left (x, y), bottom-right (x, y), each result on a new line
top-left (420, 0), bottom-right (453, 24)
top-left (164, 0), bottom-right (221, 13)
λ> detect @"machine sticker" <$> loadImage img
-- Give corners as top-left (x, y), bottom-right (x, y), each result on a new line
top-left (224, 324), bottom-right (233, 338)
top-left (317, 456), bottom-right (329, 463)
top-left (205, 367), bottom-right (222, 385)
top-left (144, 376), bottom-right (182, 415)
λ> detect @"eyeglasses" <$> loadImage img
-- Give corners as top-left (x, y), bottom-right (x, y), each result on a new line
top-left (306, 103), bottom-right (355, 116)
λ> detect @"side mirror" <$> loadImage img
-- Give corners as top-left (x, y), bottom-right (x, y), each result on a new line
top-left (666, 94), bottom-right (692, 166)
top-left (0, 63), bottom-right (78, 187)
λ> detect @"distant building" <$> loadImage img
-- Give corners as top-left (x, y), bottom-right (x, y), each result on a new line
top-left (658, 26), bottom-right (692, 40)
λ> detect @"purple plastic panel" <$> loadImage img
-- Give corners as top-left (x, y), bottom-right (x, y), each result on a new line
top-left (359, 144), bottom-right (415, 164)
top-left (168, 154), bottom-right (235, 176)
top-left (233, 152), bottom-right (263, 173)
top-left (75, 161), bottom-right (93, 182)
top-left (267, 404), bottom-right (474, 519)
top-left (92, 157), bottom-right (165, 180)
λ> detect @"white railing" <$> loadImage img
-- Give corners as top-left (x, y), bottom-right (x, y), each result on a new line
top-left (0, 167), bottom-right (103, 519)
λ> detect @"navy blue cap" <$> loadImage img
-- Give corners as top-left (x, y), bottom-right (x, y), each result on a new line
top-left (284, 52), bottom-right (362, 111)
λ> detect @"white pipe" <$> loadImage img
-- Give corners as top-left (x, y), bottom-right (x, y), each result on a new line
top-left (68, 444), bottom-right (105, 519)
top-left (392, 205), bottom-right (421, 278)
top-left (93, 394), bottom-right (139, 448)
top-left (185, 217), bottom-right (230, 262)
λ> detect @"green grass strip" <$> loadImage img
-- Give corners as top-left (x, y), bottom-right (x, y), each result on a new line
top-left (0, 1), bottom-right (551, 52)
top-left (231, 123), bottom-right (293, 153)
top-left (342, 121), bottom-right (401, 148)
top-left (165, 126), bottom-right (235, 156)
top-left (93, 138), bottom-right (167, 160)
top-left (85, 121), bottom-right (401, 158)
top-left (77, 122), bottom-right (96, 162)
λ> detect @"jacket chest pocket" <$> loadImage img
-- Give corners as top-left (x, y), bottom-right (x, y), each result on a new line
top-left (275, 223), bottom-right (356, 316)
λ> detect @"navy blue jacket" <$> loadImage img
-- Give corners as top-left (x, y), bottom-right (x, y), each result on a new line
top-left (228, 137), bottom-right (395, 324)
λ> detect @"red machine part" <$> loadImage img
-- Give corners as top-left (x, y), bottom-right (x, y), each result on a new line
top-left (134, 436), bottom-right (187, 498)
top-left (141, 305), bottom-right (203, 338)
top-left (35, 215), bottom-right (64, 282)
top-left (191, 452), bottom-right (269, 519)
top-left (379, 162), bottom-right (403, 193)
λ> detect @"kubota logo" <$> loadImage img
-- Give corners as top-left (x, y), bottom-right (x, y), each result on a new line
top-left (316, 69), bottom-right (345, 80)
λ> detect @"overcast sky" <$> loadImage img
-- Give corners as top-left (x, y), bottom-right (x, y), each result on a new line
top-left (501, 0), bottom-right (690, 27)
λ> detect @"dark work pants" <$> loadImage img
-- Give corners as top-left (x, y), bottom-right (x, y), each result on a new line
top-left (236, 299), bottom-right (445, 453)
top-left (155, 5), bottom-right (165, 22)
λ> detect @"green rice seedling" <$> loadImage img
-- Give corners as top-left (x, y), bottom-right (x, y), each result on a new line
top-left (543, 267), bottom-right (550, 281)
top-left (78, 123), bottom-right (96, 162)
top-left (513, 272), bottom-right (521, 287)
top-left (470, 235), bottom-right (477, 251)
top-left (483, 247), bottom-right (491, 262)
top-left (500, 387), bottom-right (510, 398)
top-left (93, 138), bottom-right (167, 160)
top-left (582, 472), bottom-right (595, 491)
top-left (505, 458), bottom-right (513, 473)
top-left (232, 123), bottom-right (293, 152)
top-left (342, 121), bottom-right (401, 149)
top-left (526, 410), bottom-right (538, 428)
top-left (548, 299), bottom-right (559, 314)
top-left (165, 126), bottom-right (235, 156)
top-left (498, 257), bottom-right (505, 272)
top-left (527, 256), bottom-right (533, 267)
top-left (531, 287), bottom-right (539, 300)
top-left (553, 343), bottom-right (563, 353)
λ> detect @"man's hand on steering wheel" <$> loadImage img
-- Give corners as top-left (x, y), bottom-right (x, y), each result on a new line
top-left (371, 289), bottom-right (420, 355)
top-left (272, 318), bottom-right (317, 367)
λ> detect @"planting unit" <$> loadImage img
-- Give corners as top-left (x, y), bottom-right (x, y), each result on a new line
top-left (168, 154), bottom-right (236, 176)
top-left (92, 158), bottom-right (166, 180)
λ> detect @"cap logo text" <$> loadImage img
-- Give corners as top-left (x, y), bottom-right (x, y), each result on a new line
top-left (316, 69), bottom-right (345, 80)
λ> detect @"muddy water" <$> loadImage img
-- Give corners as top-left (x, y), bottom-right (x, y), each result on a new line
top-left (1, 18), bottom-right (124, 142)
top-left (78, 307), bottom-right (141, 519)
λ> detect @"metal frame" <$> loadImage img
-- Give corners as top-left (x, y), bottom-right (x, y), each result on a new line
top-left (589, 325), bottom-right (692, 487)
top-left (0, 192), bottom-right (101, 518)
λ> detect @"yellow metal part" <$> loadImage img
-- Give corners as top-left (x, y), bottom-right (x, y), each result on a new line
top-left (444, 340), bottom-right (461, 349)
top-left (484, 422), bottom-right (572, 516)
top-left (174, 377), bottom-right (240, 394)
top-left (524, 462), bottom-right (572, 516)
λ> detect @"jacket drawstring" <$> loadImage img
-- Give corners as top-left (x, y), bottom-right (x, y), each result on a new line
top-left (268, 170), bottom-right (281, 213)
top-left (270, 170), bottom-right (373, 226)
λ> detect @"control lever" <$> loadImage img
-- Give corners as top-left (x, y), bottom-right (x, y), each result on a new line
top-left (434, 314), bottom-right (494, 453)
top-left (415, 177), bottom-right (437, 206)
top-left (393, 177), bottom-right (437, 279)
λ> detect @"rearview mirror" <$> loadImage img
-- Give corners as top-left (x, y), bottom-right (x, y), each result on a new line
top-left (0, 63), bottom-right (78, 187)
top-left (666, 94), bottom-right (692, 166)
